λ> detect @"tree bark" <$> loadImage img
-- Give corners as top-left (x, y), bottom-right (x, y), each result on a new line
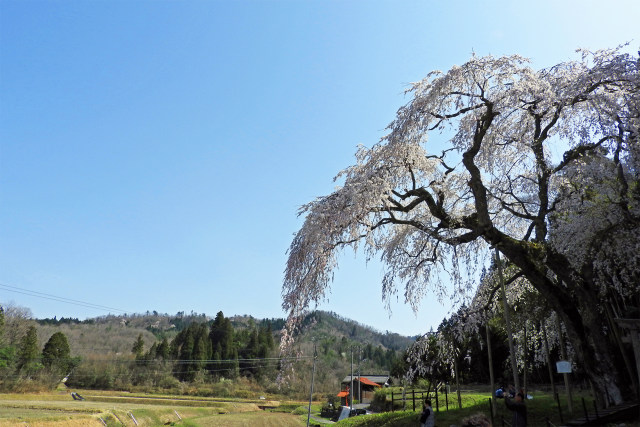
top-left (496, 249), bottom-right (520, 394)
top-left (488, 235), bottom-right (624, 405)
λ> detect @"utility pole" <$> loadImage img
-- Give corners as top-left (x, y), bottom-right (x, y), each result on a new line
top-left (542, 321), bottom-right (557, 399)
top-left (350, 347), bottom-right (354, 410)
top-left (496, 248), bottom-right (520, 394)
top-left (557, 316), bottom-right (573, 414)
top-left (357, 346), bottom-right (361, 405)
top-left (306, 341), bottom-right (317, 427)
top-left (486, 321), bottom-right (496, 416)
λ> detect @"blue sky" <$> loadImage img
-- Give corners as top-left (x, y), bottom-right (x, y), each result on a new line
top-left (1, 0), bottom-right (638, 336)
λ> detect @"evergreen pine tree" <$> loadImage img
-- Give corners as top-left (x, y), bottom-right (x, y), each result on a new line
top-left (132, 333), bottom-right (144, 359)
top-left (193, 335), bottom-right (206, 373)
top-left (145, 342), bottom-right (157, 361)
top-left (17, 325), bottom-right (40, 374)
top-left (178, 327), bottom-right (195, 381)
top-left (41, 331), bottom-right (72, 373)
top-left (157, 337), bottom-right (169, 360)
top-left (243, 329), bottom-right (259, 376)
top-left (247, 329), bottom-right (259, 359)
top-left (209, 311), bottom-right (226, 351)
top-left (209, 312), bottom-right (237, 377)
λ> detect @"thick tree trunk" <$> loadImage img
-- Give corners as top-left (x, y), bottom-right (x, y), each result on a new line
top-left (555, 296), bottom-right (622, 406)
top-left (536, 276), bottom-right (622, 406)
top-left (556, 261), bottom-right (624, 407)
top-left (490, 237), bottom-right (624, 405)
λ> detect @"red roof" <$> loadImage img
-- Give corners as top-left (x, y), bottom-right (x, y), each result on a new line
top-left (337, 391), bottom-right (349, 397)
top-left (358, 377), bottom-right (382, 387)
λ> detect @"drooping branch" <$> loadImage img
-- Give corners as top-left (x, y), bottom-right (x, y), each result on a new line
top-left (283, 48), bottom-right (639, 404)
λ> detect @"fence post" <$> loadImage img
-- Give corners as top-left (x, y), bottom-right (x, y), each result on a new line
top-left (435, 385), bottom-right (439, 412)
top-left (445, 384), bottom-right (449, 411)
top-left (488, 398), bottom-right (494, 426)
top-left (555, 392), bottom-right (564, 424)
top-left (412, 390), bottom-right (416, 411)
top-left (391, 392), bottom-right (394, 412)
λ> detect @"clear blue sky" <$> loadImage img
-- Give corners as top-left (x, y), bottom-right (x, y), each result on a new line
top-left (1, 0), bottom-right (638, 336)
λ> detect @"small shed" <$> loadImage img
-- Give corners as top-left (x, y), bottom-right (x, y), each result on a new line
top-left (338, 374), bottom-right (388, 404)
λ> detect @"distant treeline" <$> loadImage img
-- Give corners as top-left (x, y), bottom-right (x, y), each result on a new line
top-left (37, 316), bottom-right (94, 326)
top-left (36, 311), bottom-right (287, 336)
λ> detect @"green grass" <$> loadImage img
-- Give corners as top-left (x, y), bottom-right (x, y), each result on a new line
top-left (2, 388), bottom-right (638, 427)
top-left (329, 390), bottom-right (640, 427)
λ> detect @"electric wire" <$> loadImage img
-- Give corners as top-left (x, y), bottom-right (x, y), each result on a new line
top-left (7, 355), bottom-right (312, 380)
top-left (32, 356), bottom-right (314, 364)
top-left (0, 282), bottom-right (130, 314)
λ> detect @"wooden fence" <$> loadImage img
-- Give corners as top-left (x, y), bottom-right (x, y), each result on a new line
top-left (390, 386), bottom-right (455, 412)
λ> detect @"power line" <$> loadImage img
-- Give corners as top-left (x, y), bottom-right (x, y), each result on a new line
top-left (36, 356), bottom-right (314, 364)
top-left (0, 282), bottom-right (130, 314)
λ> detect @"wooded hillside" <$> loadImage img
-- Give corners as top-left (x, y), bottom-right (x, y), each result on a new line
top-left (0, 305), bottom-right (413, 397)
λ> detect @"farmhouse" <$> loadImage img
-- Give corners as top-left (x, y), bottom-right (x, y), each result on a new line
top-left (338, 374), bottom-right (389, 405)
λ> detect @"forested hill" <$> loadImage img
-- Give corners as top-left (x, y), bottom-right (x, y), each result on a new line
top-left (292, 310), bottom-right (415, 351)
top-left (0, 308), bottom-right (416, 392)
top-left (33, 309), bottom-right (415, 358)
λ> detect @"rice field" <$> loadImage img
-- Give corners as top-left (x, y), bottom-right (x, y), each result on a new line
top-left (0, 390), bottom-right (304, 426)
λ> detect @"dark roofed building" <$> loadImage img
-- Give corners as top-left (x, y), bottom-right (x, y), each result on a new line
top-left (338, 374), bottom-right (389, 405)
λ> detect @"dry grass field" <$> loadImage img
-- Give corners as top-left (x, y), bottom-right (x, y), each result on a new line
top-left (0, 390), bottom-right (305, 426)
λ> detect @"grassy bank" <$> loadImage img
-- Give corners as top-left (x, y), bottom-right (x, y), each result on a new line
top-left (331, 389), bottom-right (640, 427)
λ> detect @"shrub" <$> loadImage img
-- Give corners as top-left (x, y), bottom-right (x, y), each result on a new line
top-left (292, 406), bottom-right (309, 415)
top-left (370, 388), bottom-right (390, 412)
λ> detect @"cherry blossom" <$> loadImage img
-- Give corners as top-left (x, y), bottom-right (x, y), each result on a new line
top-left (283, 45), bottom-right (639, 405)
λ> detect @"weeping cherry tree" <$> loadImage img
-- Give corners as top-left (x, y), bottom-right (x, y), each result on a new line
top-left (283, 46), bottom-right (639, 405)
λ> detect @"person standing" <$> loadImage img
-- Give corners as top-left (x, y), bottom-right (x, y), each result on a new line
top-left (419, 398), bottom-right (434, 427)
top-left (505, 392), bottom-right (527, 427)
